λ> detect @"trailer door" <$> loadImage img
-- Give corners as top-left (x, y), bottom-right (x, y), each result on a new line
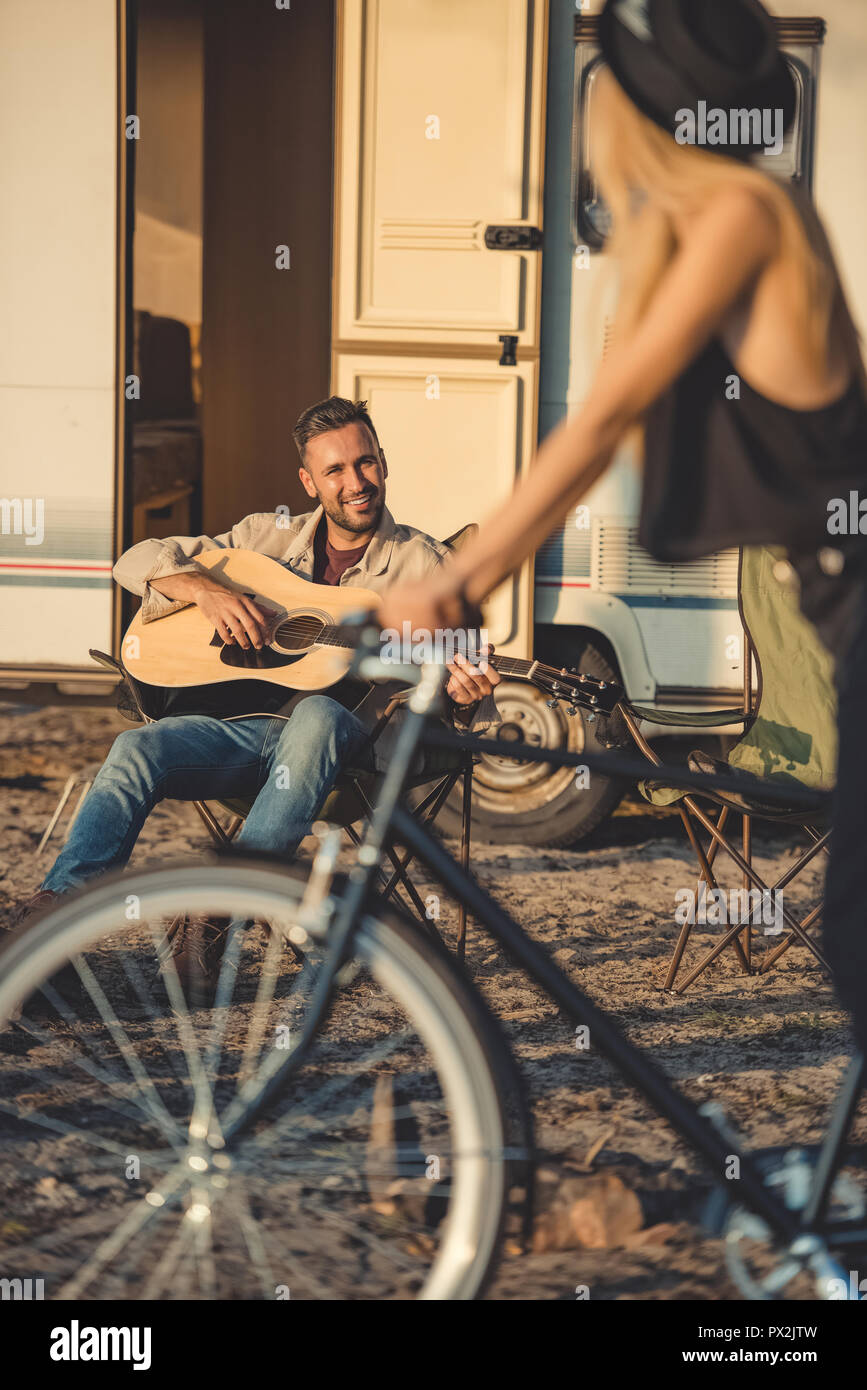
top-left (332, 0), bottom-right (549, 655)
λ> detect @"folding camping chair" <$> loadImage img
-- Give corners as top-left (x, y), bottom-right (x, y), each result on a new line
top-left (618, 545), bottom-right (835, 993)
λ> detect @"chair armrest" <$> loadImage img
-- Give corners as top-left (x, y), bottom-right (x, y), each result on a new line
top-left (89, 648), bottom-right (125, 679)
top-left (624, 702), bottom-right (746, 728)
top-left (367, 693), bottom-right (406, 744)
top-left (89, 648), bottom-right (152, 724)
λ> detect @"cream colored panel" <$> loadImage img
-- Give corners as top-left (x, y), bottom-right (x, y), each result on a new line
top-left (334, 354), bottom-right (536, 655)
top-left (0, 386), bottom-right (116, 500)
top-left (336, 0), bottom-right (548, 345)
top-left (0, 0), bottom-right (118, 670)
top-left (0, 590), bottom-right (113, 669)
top-left (0, 0), bottom-right (117, 388)
top-left (0, 385), bottom-right (115, 661)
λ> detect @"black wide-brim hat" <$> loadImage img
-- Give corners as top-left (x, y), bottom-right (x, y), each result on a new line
top-left (599, 0), bottom-right (797, 159)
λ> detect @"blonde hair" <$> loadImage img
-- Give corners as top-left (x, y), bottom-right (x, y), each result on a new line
top-left (592, 68), bottom-right (863, 382)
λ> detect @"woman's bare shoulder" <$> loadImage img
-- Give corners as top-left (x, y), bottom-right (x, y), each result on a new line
top-left (680, 182), bottom-right (779, 255)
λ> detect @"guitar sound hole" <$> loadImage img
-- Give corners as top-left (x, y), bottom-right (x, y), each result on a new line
top-left (272, 614), bottom-right (326, 652)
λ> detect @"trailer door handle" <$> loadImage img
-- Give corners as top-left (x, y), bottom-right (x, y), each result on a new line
top-left (484, 225), bottom-right (543, 251)
top-left (498, 335), bottom-right (518, 367)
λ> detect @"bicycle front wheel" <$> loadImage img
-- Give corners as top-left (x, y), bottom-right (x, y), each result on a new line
top-left (0, 858), bottom-right (521, 1300)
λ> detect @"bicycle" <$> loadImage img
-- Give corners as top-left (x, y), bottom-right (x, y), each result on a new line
top-left (0, 632), bottom-right (864, 1300)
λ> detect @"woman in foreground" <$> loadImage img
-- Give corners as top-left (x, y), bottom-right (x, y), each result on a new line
top-left (379, 0), bottom-right (867, 1044)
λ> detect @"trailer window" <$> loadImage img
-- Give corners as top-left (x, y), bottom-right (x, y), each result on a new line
top-left (574, 54), bottom-right (811, 252)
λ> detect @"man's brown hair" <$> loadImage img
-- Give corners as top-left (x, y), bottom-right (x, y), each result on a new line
top-left (292, 396), bottom-right (381, 463)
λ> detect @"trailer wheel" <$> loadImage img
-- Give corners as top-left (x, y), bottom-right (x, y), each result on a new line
top-left (435, 641), bottom-right (628, 847)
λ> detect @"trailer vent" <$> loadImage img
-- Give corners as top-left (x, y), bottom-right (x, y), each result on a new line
top-left (592, 524), bottom-right (738, 597)
top-left (535, 518), bottom-right (592, 579)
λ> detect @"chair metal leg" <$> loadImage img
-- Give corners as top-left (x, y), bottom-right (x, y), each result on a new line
top-left (671, 805), bottom-right (829, 991)
top-left (344, 820), bottom-right (414, 917)
top-left (456, 754), bottom-right (473, 964)
top-left (751, 828), bottom-right (831, 972)
top-left (345, 810), bottom-right (439, 935)
top-left (741, 810), bottom-right (752, 972)
top-left (36, 775), bottom-right (78, 854)
top-left (36, 768), bottom-right (98, 855)
top-left (360, 773), bottom-right (459, 918)
top-left (622, 707), bottom-right (750, 987)
top-left (664, 805), bottom-right (750, 989)
top-left (665, 807), bottom-right (727, 989)
top-left (191, 799), bottom-right (235, 847)
top-left (330, 759), bottom-right (477, 958)
top-left (756, 902), bottom-right (823, 974)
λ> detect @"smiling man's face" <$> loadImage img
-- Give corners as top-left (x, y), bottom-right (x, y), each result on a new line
top-left (299, 421), bottom-right (388, 542)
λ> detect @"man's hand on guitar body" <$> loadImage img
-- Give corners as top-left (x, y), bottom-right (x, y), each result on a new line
top-left (150, 572), bottom-right (279, 650)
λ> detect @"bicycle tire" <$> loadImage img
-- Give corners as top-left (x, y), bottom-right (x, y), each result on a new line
top-left (0, 857), bottom-right (525, 1300)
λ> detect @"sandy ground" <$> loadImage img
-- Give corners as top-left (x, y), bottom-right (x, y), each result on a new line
top-left (0, 698), bottom-right (858, 1301)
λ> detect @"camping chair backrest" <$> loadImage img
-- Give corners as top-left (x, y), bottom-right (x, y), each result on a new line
top-left (442, 523), bottom-right (479, 554)
top-left (730, 546), bottom-right (837, 791)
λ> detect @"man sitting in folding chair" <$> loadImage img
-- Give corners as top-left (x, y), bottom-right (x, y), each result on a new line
top-left (12, 395), bottom-right (499, 1002)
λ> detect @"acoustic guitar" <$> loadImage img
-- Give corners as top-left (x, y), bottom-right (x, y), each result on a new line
top-left (121, 549), bottom-right (622, 722)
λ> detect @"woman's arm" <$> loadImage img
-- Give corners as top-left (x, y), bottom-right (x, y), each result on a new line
top-left (379, 186), bottom-right (778, 632)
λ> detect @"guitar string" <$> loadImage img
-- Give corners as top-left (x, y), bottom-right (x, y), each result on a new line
top-left (268, 619), bottom-right (608, 695)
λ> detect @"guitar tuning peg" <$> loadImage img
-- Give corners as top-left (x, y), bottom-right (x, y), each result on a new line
top-left (566, 703), bottom-right (579, 717)
top-left (546, 698), bottom-right (559, 710)
top-left (586, 712), bottom-right (597, 724)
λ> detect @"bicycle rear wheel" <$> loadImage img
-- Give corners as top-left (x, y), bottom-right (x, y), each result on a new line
top-left (0, 858), bottom-right (522, 1300)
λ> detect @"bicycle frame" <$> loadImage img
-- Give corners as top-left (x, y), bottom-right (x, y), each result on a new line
top-left (235, 647), bottom-right (866, 1261)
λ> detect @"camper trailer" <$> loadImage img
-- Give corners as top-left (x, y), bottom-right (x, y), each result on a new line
top-left (2, 0), bottom-right (865, 844)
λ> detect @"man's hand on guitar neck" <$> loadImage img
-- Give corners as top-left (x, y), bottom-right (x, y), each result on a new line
top-left (446, 645), bottom-right (500, 721)
top-left (150, 572), bottom-right (279, 650)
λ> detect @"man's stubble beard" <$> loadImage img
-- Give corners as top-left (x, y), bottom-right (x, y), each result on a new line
top-left (320, 488), bottom-right (385, 536)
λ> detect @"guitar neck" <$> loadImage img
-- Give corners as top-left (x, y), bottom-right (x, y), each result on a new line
top-left (315, 626), bottom-right (533, 674)
top-left (309, 625), bottom-right (618, 712)
top-left (489, 655), bottom-right (535, 679)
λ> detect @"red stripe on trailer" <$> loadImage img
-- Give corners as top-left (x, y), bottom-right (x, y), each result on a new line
top-left (535, 579), bottom-right (592, 588)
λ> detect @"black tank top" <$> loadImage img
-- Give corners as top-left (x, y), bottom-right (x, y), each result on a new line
top-left (639, 337), bottom-right (867, 564)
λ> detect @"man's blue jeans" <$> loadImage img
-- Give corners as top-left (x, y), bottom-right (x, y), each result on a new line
top-left (42, 696), bottom-right (370, 894)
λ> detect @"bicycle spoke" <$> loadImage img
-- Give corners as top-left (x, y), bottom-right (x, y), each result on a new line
top-left (64, 954), bottom-right (184, 1148)
top-left (140, 1211), bottom-right (197, 1301)
top-left (235, 924), bottom-right (293, 1090)
top-left (114, 945), bottom-right (189, 1087)
top-left (225, 1180), bottom-right (281, 1300)
top-left (0, 1093), bottom-right (150, 1164)
top-left (146, 923), bottom-right (222, 1147)
top-left (201, 919), bottom-right (247, 1079)
top-left (237, 1026), bottom-right (417, 1145)
top-left (11, 1014), bottom-right (184, 1144)
top-left (57, 1161), bottom-right (189, 1299)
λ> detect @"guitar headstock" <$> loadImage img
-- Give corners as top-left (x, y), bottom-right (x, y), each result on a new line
top-left (532, 663), bottom-right (623, 719)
